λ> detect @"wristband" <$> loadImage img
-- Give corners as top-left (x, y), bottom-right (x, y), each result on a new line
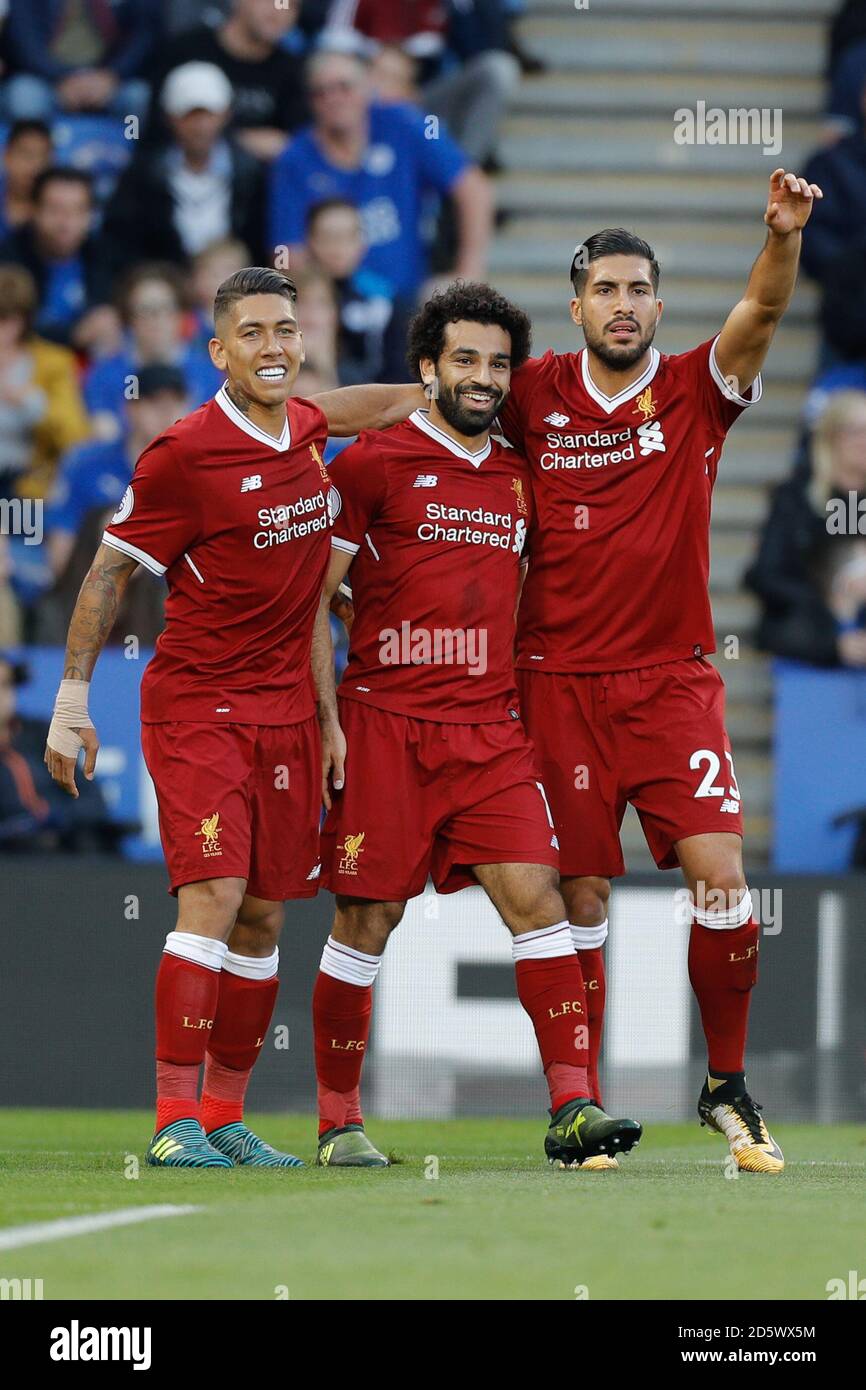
top-left (47, 679), bottom-right (93, 759)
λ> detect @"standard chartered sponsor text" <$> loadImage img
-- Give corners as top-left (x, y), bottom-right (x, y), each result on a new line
top-left (255, 490), bottom-right (329, 547)
top-left (417, 502), bottom-right (525, 551)
top-left (541, 426), bottom-right (634, 470)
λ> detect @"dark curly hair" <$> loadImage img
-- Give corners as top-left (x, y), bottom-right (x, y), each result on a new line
top-left (406, 281), bottom-right (532, 380)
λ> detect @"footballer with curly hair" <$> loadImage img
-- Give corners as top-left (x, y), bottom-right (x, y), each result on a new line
top-left (310, 281), bottom-right (642, 1169)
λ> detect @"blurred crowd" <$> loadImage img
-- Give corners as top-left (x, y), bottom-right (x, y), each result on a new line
top-left (746, 0), bottom-right (866, 671)
top-left (0, 0), bottom-right (532, 657)
top-left (0, 647), bottom-right (118, 851)
top-left (0, 0), bottom-right (534, 851)
top-left (3, 1), bottom-right (865, 852)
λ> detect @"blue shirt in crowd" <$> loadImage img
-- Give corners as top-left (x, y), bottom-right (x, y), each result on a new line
top-left (268, 103), bottom-right (468, 296)
top-left (44, 437), bottom-right (134, 537)
top-left (37, 258), bottom-right (86, 336)
top-left (83, 346), bottom-right (222, 433)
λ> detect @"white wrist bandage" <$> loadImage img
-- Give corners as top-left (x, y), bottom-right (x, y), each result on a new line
top-left (47, 679), bottom-right (93, 759)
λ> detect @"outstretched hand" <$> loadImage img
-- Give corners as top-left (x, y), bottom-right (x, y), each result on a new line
top-left (764, 168), bottom-right (823, 235)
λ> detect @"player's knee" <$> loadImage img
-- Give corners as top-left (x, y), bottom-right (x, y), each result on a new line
top-left (334, 898), bottom-right (404, 955)
top-left (534, 888), bottom-right (569, 933)
top-left (699, 862), bottom-right (747, 905)
top-left (179, 877), bottom-right (245, 932)
top-left (562, 876), bottom-right (610, 927)
top-left (233, 900), bottom-right (284, 953)
top-left (500, 868), bottom-right (564, 933)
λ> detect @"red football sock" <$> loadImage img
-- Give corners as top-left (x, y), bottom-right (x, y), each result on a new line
top-left (513, 924), bottom-right (590, 1113)
top-left (154, 943), bottom-right (223, 1132)
top-left (576, 946), bottom-right (606, 1107)
top-left (200, 1059), bottom-right (253, 1134)
top-left (155, 1062), bottom-right (200, 1131)
top-left (688, 916), bottom-right (759, 1073)
top-left (313, 973), bottom-right (372, 1134)
top-left (201, 963), bottom-right (279, 1133)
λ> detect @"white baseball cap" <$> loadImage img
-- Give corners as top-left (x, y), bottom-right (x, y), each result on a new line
top-left (161, 62), bottom-right (233, 117)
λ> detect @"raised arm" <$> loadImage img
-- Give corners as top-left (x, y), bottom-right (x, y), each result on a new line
top-left (312, 382), bottom-right (426, 437)
top-left (450, 166), bottom-right (494, 281)
top-left (714, 168), bottom-right (823, 395)
top-left (312, 547), bottom-right (355, 809)
top-left (44, 541), bottom-right (138, 797)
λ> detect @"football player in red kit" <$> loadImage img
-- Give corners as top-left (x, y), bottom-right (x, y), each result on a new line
top-left (342, 170), bottom-right (822, 1173)
top-left (311, 283), bottom-right (642, 1168)
top-left (45, 267), bottom-right (339, 1168)
top-left (497, 170), bottom-right (822, 1174)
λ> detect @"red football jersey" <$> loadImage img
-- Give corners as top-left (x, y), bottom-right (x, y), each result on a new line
top-left (328, 409), bottom-right (532, 722)
top-left (498, 336), bottom-right (760, 673)
top-left (103, 385), bottom-right (332, 724)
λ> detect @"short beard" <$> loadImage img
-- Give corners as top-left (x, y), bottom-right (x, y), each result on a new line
top-left (435, 379), bottom-right (503, 436)
top-left (582, 319), bottom-right (657, 371)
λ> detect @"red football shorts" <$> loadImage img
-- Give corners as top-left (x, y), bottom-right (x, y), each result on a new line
top-left (517, 658), bottom-right (744, 878)
top-left (141, 718), bottom-right (322, 900)
top-left (320, 699), bottom-right (560, 900)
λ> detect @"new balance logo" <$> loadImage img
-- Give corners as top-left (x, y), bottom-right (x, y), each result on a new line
top-left (240, 474), bottom-right (263, 492)
top-left (720, 798), bottom-right (740, 814)
top-left (544, 411), bottom-right (570, 427)
top-left (637, 421), bottom-right (665, 457)
top-left (413, 474), bottom-right (438, 487)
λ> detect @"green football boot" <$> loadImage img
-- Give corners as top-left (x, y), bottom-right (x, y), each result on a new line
top-left (544, 1099), bottom-right (642, 1168)
top-left (316, 1124), bottom-right (390, 1168)
top-left (146, 1118), bottom-right (234, 1168)
top-left (206, 1121), bottom-right (304, 1168)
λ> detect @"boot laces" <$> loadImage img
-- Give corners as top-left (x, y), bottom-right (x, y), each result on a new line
top-left (721, 1092), bottom-right (767, 1146)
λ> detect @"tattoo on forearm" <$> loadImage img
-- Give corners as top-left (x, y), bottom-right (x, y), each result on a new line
top-left (63, 548), bottom-right (137, 680)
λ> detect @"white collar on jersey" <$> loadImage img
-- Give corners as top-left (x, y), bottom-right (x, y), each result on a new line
top-left (579, 346), bottom-right (660, 415)
top-left (214, 382), bottom-right (292, 452)
top-left (409, 408), bottom-right (492, 467)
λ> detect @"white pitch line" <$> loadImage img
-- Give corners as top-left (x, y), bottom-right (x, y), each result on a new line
top-left (0, 1204), bottom-right (202, 1252)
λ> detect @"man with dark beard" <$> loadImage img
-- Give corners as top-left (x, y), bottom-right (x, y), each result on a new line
top-left (309, 282), bottom-right (642, 1169)
top-left (326, 169), bottom-right (822, 1175)
top-left (492, 176), bottom-right (822, 1176)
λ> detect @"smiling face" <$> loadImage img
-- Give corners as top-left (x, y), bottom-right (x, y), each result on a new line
top-left (209, 292), bottom-right (304, 405)
top-left (420, 320), bottom-right (512, 437)
top-left (572, 254), bottom-right (662, 370)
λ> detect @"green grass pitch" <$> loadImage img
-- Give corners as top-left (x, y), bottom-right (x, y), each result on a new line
top-left (2, 1110), bottom-right (864, 1301)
